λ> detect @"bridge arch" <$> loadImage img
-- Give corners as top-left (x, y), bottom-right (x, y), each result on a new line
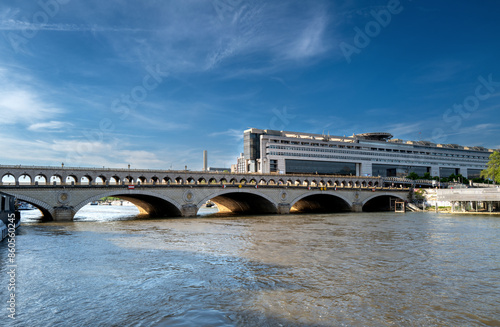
top-left (34, 174), bottom-right (48, 185)
top-left (196, 189), bottom-right (278, 215)
top-left (1, 173), bottom-right (16, 185)
top-left (49, 174), bottom-right (63, 185)
top-left (19, 173), bottom-right (32, 185)
top-left (81, 175), bottom-right (93, 185)
top-left (362, 193), bottom-right (407, 212)
top-left (65, 175), bottom-right (78, 185)
top-left (5, 192), bottom-right (54, 220)
top-left (290, 192), bottom-right (352, 213)
top-left (73, 190), bottom-right (183, 218)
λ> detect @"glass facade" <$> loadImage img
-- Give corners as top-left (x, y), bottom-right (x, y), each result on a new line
top-left (439, 167), bottom-right (459, 177)
top-left (467, 169), bottom-right (483, 179)
top-left (243, 132), bottom-right (261, 160)
top-left (285, 160), bottom-right (356, 175)
top-left (372, 164), bottom-right (430, 178)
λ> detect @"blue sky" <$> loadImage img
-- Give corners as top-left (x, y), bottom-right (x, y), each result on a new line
top-left (1, 0), bottom-right (499, 170)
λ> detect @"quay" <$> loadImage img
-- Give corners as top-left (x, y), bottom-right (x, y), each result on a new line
top-left (437, 188), bottom-right (500, 213)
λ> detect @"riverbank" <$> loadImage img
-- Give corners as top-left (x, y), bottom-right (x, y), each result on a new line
top-left (423, 207), bottom-right (500, 215)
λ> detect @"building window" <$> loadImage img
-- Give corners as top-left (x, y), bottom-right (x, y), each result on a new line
top-left (270, 160), bottom-right (278, 172)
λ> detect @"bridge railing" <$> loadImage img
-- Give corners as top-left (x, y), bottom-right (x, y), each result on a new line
top-left (0, 182), bottom-right (410, 191)
top-left (0, 164), bottom-right (383, 179)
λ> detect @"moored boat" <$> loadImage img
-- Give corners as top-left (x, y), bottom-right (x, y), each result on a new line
top-left (1, 192), bottom-right (21, 242)
top-left (17, 201), bottom-right (34, 210)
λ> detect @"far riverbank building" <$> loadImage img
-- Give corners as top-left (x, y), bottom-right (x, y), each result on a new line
top-left (238, 128), bottom-right (493, 179)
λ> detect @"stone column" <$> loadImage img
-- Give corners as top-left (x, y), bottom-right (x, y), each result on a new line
top-left (351, 202), bottom-right (363, 212)
top-left (53, 206), bottom-right (75, 221)
top-left (277, 203), bottom-right (290, 214)
top-left (181, 204), bottom-right (198, 217)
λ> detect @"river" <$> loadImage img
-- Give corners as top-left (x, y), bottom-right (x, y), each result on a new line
top-left (1, 206), bottom-right (499, 326)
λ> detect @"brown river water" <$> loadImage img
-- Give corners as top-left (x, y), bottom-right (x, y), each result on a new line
top-left (1, 206), bottom-right (499, 326)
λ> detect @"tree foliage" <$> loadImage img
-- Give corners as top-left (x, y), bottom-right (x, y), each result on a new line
top-left (406, 172), bottom-right (419, 180)
top-left (481, 151), bottom-right (500, 184)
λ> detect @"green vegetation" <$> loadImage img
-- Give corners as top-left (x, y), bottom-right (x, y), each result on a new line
top-left (406, 172), bottom-right (420, 180)
top-left (426, 206), bottom-right (451, 211)
top-left (406, 172), bottom-right (469, 184)
top-left (413, 189), bottom-right (425, 201)
top-left (99, 197), bottom-right (121, 201)
top-left (481, 151), bottom-right (500, 184)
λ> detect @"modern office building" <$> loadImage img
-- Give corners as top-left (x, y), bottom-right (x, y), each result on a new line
top-left (238, 128), bottom-right (494, 178)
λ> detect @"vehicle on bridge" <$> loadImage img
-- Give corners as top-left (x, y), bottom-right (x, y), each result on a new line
top-left (1, 192), bottom-right (20, 242)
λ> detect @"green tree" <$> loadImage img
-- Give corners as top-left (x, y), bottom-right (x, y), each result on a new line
top-left (481, 151), bottom-right (500, 184)
top-left (406, 172), bottom-right (419, 180)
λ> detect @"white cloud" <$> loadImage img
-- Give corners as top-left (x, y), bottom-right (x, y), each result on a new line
top-left (0, 89), bottom-right (63, 125)
top-left (0, 132), bottom-right (168, 168)
top-left (285, 14), bottom-right (329, 60)
top-left (28, 121), bottom-right (72, 131)
top-left (128, 110), bottom-right (189, 131)
top-left (209, 129), bottom-right (243, 141)
top-left (386, 123), bottom-right (424, 138)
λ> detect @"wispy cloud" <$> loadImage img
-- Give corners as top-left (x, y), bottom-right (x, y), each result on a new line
top-left (385, 122), bottom-right (425, 139)
top-left (91, 1), bottom-right (335, 75)
top-left (0, 133), bottom-right (166, 168)
top-left (411, 60), bottom-right (471, 84)
top-left (285, 13), bottom-right (329, 60)
top-left (0, 88), bottom-right (63, 125)
top-left (28, 121), bottom-right (73, 132)
top-left (128, 110), bottom-right (189, 131)
top-left (0, 20), bottom-right (147, 33)
top-left (209, 129), bottom-right (243, 141)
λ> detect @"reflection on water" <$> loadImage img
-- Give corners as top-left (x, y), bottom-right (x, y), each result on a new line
top-left (1, 207), bottom-right (499, 326)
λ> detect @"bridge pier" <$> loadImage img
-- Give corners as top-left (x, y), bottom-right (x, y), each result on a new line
top-left (181, 204), bottom-right (198, 217)
top-left (53, 206), bottom-right (75, 221)
top-left (277, 203), bottom-right (290, 214)
top-left (351, 202), bottom-right (363, 212)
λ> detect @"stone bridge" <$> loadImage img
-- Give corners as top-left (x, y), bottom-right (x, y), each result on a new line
top-left (0, 165), bottom-right (411, 221)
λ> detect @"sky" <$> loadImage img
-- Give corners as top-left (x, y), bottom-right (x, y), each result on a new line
top-left (1, 0), bottom-right (499, 170)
